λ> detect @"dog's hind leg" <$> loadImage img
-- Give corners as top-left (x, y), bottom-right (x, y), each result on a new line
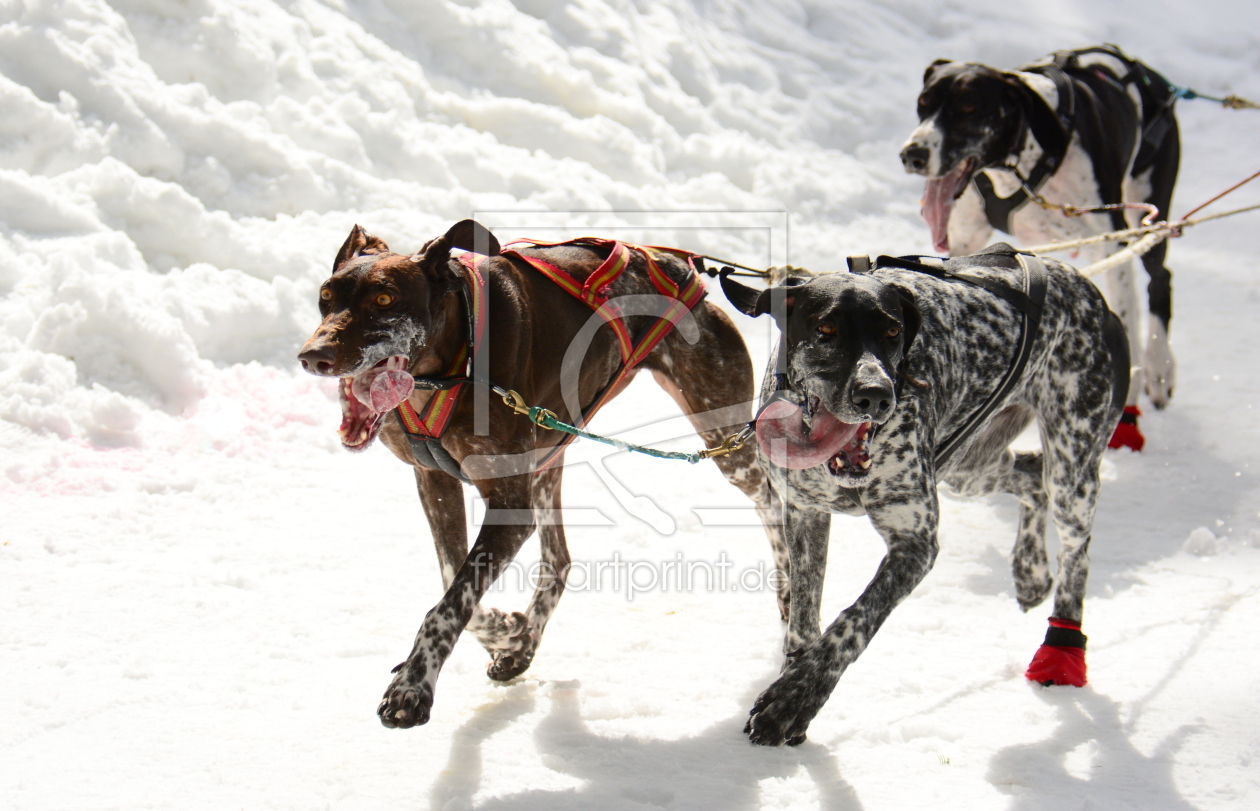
top-left (1021, 386), bottom-right (1117, 687)
top-left (941, 405), bottom-right (1052, 611)
top-left (716, 443), bottom-right (791, 622)
top-left (1127, 119), bottom-right (1179, 409)
top-left (646, 304), bottom-right (791, 620)
top-left (1042, 440), bottom-right (1102, 626)
top-left (484, 466), bottom-right (571, 682)
top-left (1004, 451), bottom-right (1052, 611)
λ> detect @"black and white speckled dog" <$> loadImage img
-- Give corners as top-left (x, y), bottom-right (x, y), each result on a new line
top-left (899, 45), bottom-right (1179, 449)
top-left (721, 243), bottom-right (1128, 746)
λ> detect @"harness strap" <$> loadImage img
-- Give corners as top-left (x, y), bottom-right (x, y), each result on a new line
top-left (1048, 44), bottom-right (1178, 172)
top-left (977, 44), bottom-right (1180, 233)
top-left (934, 253), bottom-right (1047, 466)
top-left (503, 238), bottom-right (635, 362)
top-left (394, 237), bottom-right (707, 479)
top-left (873, 250), bottom-right (1048, 467)
top-left (503, 238), bottom-right (706, 472)
top-left (392, 257), bottom-right (488, 483)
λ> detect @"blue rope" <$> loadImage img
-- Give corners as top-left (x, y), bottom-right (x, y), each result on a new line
top-left (1170, 85), bottom-right (1258, 109)
top-left (527, 406), bottom-right (705, 463)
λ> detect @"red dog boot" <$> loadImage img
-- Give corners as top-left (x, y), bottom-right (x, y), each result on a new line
top-left (1025, 617), bottom-right (1088, 687)
top-left (1108, 405), bottom-right (1144, 452)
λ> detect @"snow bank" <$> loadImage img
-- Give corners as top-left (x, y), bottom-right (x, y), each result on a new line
top-left (3, 1), bottom-right (1260, 809)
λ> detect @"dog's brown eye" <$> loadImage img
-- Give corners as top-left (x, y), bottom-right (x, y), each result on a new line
top-left (376, 292), bottom-right (395, 307)
top-left (320, 288), bottom-right (332, 301)
top-left (817, 324), bottom-right (836, 336)
top-left (887, 326), bottom-right (901, 338)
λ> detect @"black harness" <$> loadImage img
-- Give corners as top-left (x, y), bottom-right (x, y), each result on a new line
top-left (747, 244), bottom-right (1050, 470)
top-left (974, 44), bottom-right (1178, 234)
top-left (870, 245), bottom-right (1048, 466)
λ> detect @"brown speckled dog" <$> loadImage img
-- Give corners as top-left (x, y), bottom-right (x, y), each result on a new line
top-left (298, 220), bottom-right (787, 729)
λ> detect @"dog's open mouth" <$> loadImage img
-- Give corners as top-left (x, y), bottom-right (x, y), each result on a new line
top-left (826, 422), bottom-right (872, 478)
top-left (338, 355), bottom-right (414, 451)
top-left (755, 395), bottom-right (872, 477)
top-left (921, 156), bottom-right (977, 254)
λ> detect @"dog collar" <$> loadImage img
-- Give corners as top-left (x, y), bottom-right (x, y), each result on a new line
top-left (392, 256), bottom-right (487, 483)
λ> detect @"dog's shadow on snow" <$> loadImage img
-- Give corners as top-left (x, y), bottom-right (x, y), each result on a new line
top-left (428, 678), bottom-right (863, 811)
top-left (988, 686), bottom-right (1201, 810)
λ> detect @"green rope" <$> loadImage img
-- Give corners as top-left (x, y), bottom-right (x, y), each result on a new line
top-left (492, 387), bottom-right (748, 463)
top-left (527, 406), bottom-right (706, 463)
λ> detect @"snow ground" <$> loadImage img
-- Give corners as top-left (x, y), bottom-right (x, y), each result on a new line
top-left (2, 1), bottom-right (1259, 809)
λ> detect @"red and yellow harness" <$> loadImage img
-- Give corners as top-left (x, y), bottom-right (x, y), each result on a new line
top-left (394, 238), bottom-right (707, 480)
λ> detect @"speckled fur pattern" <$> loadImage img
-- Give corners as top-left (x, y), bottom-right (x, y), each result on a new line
top-left (299, 221), bottom-right (788, 729)
top-left (901, 48), bottom-right (1180, 409)
top-left (725, 248), bottom-right (1126, 746)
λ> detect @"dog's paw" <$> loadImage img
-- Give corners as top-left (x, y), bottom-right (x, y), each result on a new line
top-left (487, 648), bottom-right (535, 682)
top-left (471, 608), bottom-right (529, 646)
top-left (1015, 572), bottom-right (1053, 612)
top-left (1144, 365), bottom-right (1174, 410)
top-left (744, 654), bottom-right (836, 746)
top-left (377, 666), bottom-right (434, 729)
top-left (1025, 617), bottom-right (1088, 687)
top-left (472, 609), bottom-right (538, 681)
top-left (1108, 406), bottom-right (1145, 452)
top-left (1025, 644), bottom-right (1087, 687)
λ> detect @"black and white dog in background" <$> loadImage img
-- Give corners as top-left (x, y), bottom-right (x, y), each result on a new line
top-left (721, 245), bottom-right (1128, 745)
top-left (899, 45), bottom-right (1180, 450)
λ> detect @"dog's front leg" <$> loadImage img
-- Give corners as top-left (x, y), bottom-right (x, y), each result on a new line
top-left (413, 466), bottom-right (470, 589)
top-left (414, 465), bottom-right (537, 669)
top-left (780, 499), bottom-right (832, 658)
top-left (748, 462), bottom-right (939, 745)
top-left (378, 474), bottom-right (536, 729)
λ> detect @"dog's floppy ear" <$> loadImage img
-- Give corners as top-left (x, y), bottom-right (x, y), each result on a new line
top-left (443, 219), bottom-right (501, 256)
top-left (997, 70), bottom-right (1068, 159)
top-left (334, 225), bottom-right (391, 270)
top-left (924, 58), bottom-right (953, 86)
top-left (719, 273), bottom-right (770, 317)
top-left (407, 220), bottom-right (501, 280)
top-left (719, 272), bottom-right (801, 327)
top-left (892, 285), bottom-right (921, 357)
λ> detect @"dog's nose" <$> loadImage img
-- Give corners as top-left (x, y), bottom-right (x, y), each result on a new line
top-left (900, 144), bottom-right (930, 174)
top-left (852, 384), bottom-right (894, 421)
top-left (298, 344), bottom-right (337, 376)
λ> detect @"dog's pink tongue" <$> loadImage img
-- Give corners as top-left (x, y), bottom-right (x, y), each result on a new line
top-left (755, 398), bottom-right (860, 470)
top-left (351, 368), bottom-right (414, 413)
top-left (369, 370), bottom-right (415, 412)
top-left (921, 163), bottom-right (973, 255)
